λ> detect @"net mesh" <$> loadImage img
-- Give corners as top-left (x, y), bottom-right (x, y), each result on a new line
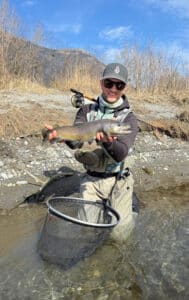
top-left (38, 196), bottom-right (119, 269)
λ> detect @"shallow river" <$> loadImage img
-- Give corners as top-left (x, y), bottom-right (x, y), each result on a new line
top-left (0, 185), bottom-right (188, 300)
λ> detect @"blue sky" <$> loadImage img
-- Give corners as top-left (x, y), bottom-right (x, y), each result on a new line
top-left (7, 0), bottom-right (189, 63)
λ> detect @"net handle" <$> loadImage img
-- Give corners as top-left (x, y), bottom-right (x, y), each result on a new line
top-left (46, 196), bottom-right (120, 228)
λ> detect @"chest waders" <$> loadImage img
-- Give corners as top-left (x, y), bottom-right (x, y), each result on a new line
top-left (86, 102), bottom-right (132, 204)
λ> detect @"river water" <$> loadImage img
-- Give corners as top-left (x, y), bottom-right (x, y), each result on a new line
top-left (0, 185), bottom-right (188, 300)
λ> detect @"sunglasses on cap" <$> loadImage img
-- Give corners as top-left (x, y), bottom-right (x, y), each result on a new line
top-left (103, 79), bottom-right (126, 91)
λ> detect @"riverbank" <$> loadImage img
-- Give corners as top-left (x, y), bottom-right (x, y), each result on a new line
top-left (0, 90), bottom-right (188, 210)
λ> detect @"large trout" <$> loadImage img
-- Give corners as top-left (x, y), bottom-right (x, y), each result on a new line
top-left (42, 119), bottom-right (131, 143)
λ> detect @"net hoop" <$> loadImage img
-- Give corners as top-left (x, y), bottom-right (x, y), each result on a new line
top-left (47, 196), bottom-right (120, 228)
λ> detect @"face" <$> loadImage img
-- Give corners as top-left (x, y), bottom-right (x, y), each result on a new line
top-left (100, 78), bottom-right (126, 103)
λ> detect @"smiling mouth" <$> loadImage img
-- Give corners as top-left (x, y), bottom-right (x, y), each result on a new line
top-left (108, 92), bottom-right (117, 97)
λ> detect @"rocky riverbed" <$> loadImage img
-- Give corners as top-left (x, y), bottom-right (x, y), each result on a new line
top-left (0, 90), bottom-right (189, 210)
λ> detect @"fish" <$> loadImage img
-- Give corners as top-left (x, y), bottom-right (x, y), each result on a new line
top-left (42, 119), bottom-right (131, 143)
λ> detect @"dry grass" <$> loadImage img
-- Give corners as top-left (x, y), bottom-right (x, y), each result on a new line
top-left (127, 85), bottom-right (189, 105)
top-left (0, 78), bottom-right (55, 94)
top-left (53, 75), bottom-right (101, 95)
top-left (0, 104), bottom-right (71, 138)
top-left (52, 66), bottom-right (101, 95)
top-left (146, 118), bottom-right (189, 141)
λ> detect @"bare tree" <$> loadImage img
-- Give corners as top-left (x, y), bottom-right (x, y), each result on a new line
top-left (120, 43), bottom-right (189, 95)
top-left (0, 0), bottom-right (20, 86)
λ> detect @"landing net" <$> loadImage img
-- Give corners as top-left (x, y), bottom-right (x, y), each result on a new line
top-left (38, 196), bottom-right (120, 268)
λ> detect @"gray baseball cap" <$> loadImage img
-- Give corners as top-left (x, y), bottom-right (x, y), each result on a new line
top-left (101, 63), bottom-right (128, 83)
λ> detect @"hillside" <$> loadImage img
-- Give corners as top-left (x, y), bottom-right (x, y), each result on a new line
top-left (4, 35), bottom-right (104, 86)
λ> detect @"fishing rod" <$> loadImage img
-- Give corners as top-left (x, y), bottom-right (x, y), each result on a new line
top-left (70, 88), bottom-right (158, 133)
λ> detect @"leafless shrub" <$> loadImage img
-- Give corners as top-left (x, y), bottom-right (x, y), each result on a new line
top-left (120, 44), bottom-right (189, 97)
top-left (52, 57), bottom-right (101, 94)
top-left (0, 0), bottom-right (20, 86)
top-left (0, 0), bottom-right (45, 88)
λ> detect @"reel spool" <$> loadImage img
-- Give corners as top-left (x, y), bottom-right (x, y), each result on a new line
top-left (71, 93), bottom-right (85, 108)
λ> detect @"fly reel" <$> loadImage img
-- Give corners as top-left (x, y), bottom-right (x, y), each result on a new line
top-left (71, 93), bottom-right (85, 108)
top-left (70, 88), bottom-right (96, 108)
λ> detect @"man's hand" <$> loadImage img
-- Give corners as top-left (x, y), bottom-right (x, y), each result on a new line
top-left (44, 124), bottom-right (58, 141)
top-left (96, 132), bottom-right (117, 143)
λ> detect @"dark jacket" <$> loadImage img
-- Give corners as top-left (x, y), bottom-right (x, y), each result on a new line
top-left (66, 95), bottom-right (138, 162)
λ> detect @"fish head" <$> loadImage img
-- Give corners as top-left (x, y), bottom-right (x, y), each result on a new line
top-left (108, 122), bottom-right (131, 135)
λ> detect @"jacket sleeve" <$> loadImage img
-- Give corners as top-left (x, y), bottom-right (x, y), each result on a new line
top-left (102, 112), bottom-right (138, 162)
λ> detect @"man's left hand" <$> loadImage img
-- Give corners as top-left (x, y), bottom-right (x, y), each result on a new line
top-left (96, 132), bottom-right (117, 142)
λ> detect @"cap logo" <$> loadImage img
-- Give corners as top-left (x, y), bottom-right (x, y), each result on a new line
top-left (114, 66), bottom-right (120, 74)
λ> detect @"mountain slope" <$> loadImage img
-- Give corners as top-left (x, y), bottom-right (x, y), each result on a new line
top-left (5, 35), bottom-right (104, 86)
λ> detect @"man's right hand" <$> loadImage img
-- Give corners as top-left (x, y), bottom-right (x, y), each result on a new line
top-left (43, 124), bottom-right (58, 141)
top-left (42, 125), bottom-right (65, 143)
top-left (45, 124), bottom-right (58, 140)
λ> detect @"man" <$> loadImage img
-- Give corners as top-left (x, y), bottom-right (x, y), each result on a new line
top-left (47, 63), bottom-right (138, 239)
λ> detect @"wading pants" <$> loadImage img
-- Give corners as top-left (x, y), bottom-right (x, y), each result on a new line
top-left (80, 172), bottom-right (135, 240)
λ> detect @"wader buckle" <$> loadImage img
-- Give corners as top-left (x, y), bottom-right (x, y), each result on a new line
top-left (118, 167), bottom-right (130, 179)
